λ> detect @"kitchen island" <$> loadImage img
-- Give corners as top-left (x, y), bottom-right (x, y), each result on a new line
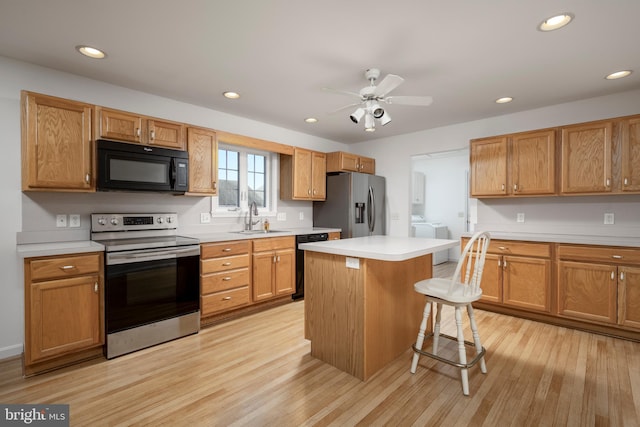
top-left (299, 235), bottom-right (458, 380)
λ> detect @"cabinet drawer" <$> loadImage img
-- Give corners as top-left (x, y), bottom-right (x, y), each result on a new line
top-left (253, 236), bottom-right (295, 252)
top-left (462, 238), bottom-right (550, 258)
top-left (29, 253), bottom-right (101, 281)
top-left (201, 254), bottom-right (249, 274)
top-left (202, 269), bottom-right (250, 294)
top-left (201, 286), bottom-right (250, 315)
top-left (201, 241), bottom-right (250, 258)
top-left (557, 245), bottom-right (640, 264)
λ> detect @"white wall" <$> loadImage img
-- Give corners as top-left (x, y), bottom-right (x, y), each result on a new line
top-left (0, 56), bottom-right (348, 359)
top-left (352, 89), bottom-right (640, 239)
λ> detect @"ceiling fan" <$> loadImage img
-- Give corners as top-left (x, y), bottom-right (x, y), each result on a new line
top-left (324, 68), bottom-right (433, 132)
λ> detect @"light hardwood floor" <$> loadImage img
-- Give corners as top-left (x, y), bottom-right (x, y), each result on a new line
top-left (2, 288), bottom-right (639, 425)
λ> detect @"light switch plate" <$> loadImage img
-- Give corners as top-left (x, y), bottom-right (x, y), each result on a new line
top-left (277, 212), bottom-right (286, 221)
top-left (299, 212), bottom-right (304, 220)
top-left (604, 213), bottom-right (614, 224)
top-left (516, 213), bottom-right (525, 223)
top-left (200, 212), bottom-right (211, 223)
top-left (56, 214), bottom-right (67, 228)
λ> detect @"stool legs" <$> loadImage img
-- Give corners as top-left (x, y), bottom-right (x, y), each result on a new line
top-left (410, 300), bottom-right (432, 374)
top-left (454, 306), bottom-right (470, 395)
top-left (467, 304), bottom-right (487, 373)
top-left (432, 303), bottom-right (442, 355)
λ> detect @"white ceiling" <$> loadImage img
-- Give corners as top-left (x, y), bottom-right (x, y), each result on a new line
top-left (1, 0), bottom-right (639, 144)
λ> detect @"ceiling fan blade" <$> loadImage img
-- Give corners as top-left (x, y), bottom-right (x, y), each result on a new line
top-left (373, 74), bottom-right (404, 97)
top-left (328, 102), bottom-right (362, 114)
top-left (322, 87), bottom-right (362, 99)
top-left (384, 95), bottom-right (433, 106)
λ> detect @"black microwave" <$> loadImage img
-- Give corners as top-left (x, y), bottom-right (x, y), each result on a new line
top-left (97, 139), bottom-right (189, 194)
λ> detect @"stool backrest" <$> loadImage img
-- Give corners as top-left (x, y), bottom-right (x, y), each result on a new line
top-left (448, 231), bottom-right (491, 297)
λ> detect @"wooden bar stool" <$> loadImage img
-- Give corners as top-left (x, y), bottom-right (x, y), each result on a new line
top-left (410, 231), bottom-right (491, 395)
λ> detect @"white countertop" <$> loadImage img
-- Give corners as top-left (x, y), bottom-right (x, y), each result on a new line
top-left (186, 227), bottom-right (340, 243)
top-left (16, 240), bottom-right (105, 259)
top-left (463, 231), bottom-right (640, 248)
top-left (299, 235), bottom-right (459, 262)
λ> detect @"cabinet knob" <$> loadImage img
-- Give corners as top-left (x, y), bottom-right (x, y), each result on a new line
top-left (60, 265), bottom-right (75, 271)
top-left (606, 178), bottom-right (611, 187)
top-left (611, 271), bottom-right (615, 280)
top-left (624, 177), bottom-right (629, 186)
top-left (150, 130), bottom-right (156, 141)
top-left (308, 189), bottom-right (311, 195)
top-left (212, 181), bottom-right (217, 189)
top-left (501, 184), bottom-right (505, 191)
top-left (612, 255), bottom-right (623, 259)
top-left (85, 173), bottom-right (91, 184)
top-left (223, 277), bottom-right (232, 281)
top-left (223, 296), bottom-right (232, 301)
top-left (620, 272), bottom-right (625, 281)
top-left (94, 282), bottom-right (99, 293)
top-left (136, 128), bottom-right (141, 138)
top-left (513, 184), bottom-right (518, 191)
top-left (222, 262), bottom-right (232, 266)
top-left (498, 246), bottom-right (508, 251)
top-left (222, 248), bottom-right (232, 252)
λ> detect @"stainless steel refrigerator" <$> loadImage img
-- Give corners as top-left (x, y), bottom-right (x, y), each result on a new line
top-left (313, 172), bottom-right (386, 238)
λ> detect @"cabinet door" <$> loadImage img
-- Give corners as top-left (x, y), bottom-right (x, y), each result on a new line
top-left (618, 266), bottom-right (640, 329)
top-left (557, 260), bottom-right (617, 324)
top-left (358, 156), bottom-right (376, 174)
top-left (339, 152), bottom-right (359, 172)
top-left (252, 252), bottom-right (275, 301)
top-left (560, 121), bottom-right (612, 194)
top-left (470, 137), bottom-right (508, 196)
top-left (148, 119), bottom-right (185, 150)
top-left (510, 130), bottom-right (555, 195)
top-left (274, 248), bottom-right (295, 295)
top-left (311, 151), bottom-right (326, 200)
top-left (478, 253), bottom-right (502, 303)
top-left (22, 92), bottom-right (93, 191)
top-left (98, 108), bottom-right (143, 143)
top-left (621, 118), bottom-right (640, 192)
top-left (187, 127), bottom-right (218, 195)
top-left (28, 275), bottom-right (101, 363)
top-left (293, 148), bottom-right (313, 199)
top-left (503, 256), bottom-right (550, 312)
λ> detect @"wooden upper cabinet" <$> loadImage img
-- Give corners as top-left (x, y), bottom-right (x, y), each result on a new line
top-left (621, 117), bottom-right (640, 192)
top-left (560, 121), bottom-right (613, 194)
top-left (280, 148), bottom-right (326, 201)
top-left (326, 151), bottom-right (375, 174)
top-left (96, 107), bottom-right (186, 150)
top-left (510, 130), bottom-right (555, 195)
top-left (21, 91), bottom-right (94, 192)
top-left (187, 127), bottom-right (218, 195)
top-left (470, 136), bottom-right (508, 196)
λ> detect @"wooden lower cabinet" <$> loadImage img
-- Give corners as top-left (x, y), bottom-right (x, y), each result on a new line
top-left (24, 252), bottom-right (104, 375)
top-left (463, 238), bottom-right (551, 312)
top-left (252, 237), bottom-right (295, 301)
top-left (557, 245), bottom-right (640, 331)
top-left (200, 241), bottom-right (251, 317)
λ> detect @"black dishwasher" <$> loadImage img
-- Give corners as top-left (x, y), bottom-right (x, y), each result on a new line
top-left (293, 233), bottom-right (329, 300)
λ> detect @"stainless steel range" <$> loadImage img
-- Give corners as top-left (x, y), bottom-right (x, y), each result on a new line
top-left (91, 213), bottom-right (200, 359)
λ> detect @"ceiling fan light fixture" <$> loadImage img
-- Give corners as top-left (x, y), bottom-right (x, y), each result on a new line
top-left (371, 104), bottom-right (385, 119)
top-left (379, 110), bottom-right (392, 126)
top-left (538, 13), bottom-right (574, 31)
top-left (350, 107), bottom-right (365, 124)
top-left (364, 114), bottom-right (375, 132)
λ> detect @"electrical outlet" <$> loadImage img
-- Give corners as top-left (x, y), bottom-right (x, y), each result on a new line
top-left (56, 214), bottom-right (67, 228)
top-left (69, 214), bottom-right (81, 228)
top-left (516, 213), bottom-right (525, 223)
top-left (604, 213), bottom-right (614, 225)
top-left (391, 212), bottom-right (400, 220)
top-left (299, 212), bottom-right (304, 221)
top-left (200, 212), bottom-right (211, 223)
top-left (277, 212), bottom-right (286, 221)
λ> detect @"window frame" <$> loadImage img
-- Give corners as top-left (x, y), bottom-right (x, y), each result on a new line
top-left (212, 143), bottom-right (278, 218)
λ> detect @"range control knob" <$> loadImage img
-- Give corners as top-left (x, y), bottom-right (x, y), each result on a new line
top-left (166, 216), bottom-right (174, 223)
top-left (157, 217), bottom-right (164, 224)
top-left (110, 217), bottom-right (119, 226)
top-left (97, 217), bottom-right (107, 226)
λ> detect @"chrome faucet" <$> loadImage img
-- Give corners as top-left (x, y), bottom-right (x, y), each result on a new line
top-left (246, 201), bottom-right (260, 231)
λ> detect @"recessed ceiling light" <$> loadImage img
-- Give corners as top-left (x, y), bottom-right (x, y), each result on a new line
top-left (304, 117), bottom-right (318, 123)
top-left (538, 13), bottom-right (574, 31)
top-left (76, 45), bottom-right (106, 59)
top-left (605, 70), bottom-right (632, 80)
top-left (495, 97), bottom-right (513, 104)
top-left (223, 91), bottom-right (240, 99)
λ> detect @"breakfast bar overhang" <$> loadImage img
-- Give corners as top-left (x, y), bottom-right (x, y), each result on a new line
top-left (300, 236), bottom-right (459, 380)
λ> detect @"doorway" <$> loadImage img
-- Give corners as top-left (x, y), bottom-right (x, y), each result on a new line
top-left (410, 148), bottom-right (473, 262)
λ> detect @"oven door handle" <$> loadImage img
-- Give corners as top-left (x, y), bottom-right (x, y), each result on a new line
top-left (107, 246), bottom-right (200, 265)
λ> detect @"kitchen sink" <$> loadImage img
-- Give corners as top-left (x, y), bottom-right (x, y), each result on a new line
top-left (231, 229), bottom-right (288, 235)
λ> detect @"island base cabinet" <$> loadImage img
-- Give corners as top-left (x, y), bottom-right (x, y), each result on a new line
top-left (305, 251), bottom-right (431, 381)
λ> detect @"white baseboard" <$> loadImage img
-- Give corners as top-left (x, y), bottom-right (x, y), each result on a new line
top-left (0, 344), bottom-right (23, 361)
